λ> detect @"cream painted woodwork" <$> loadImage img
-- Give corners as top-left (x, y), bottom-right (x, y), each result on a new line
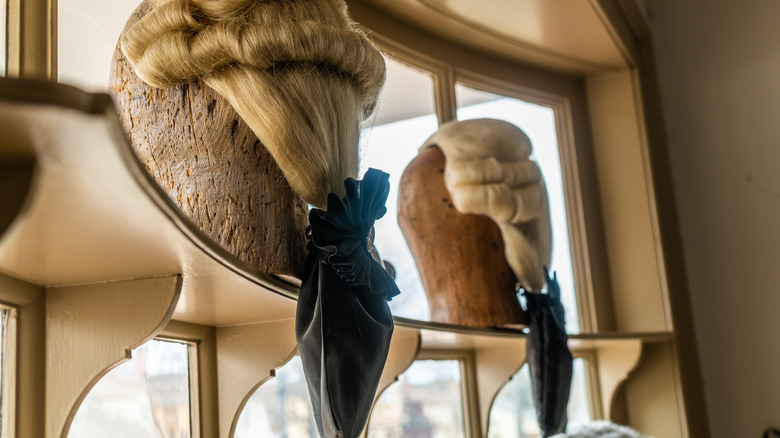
top-left (375, 326), bottom-right (421, 395)
top-left (359, 0), bottom-right (628, 75)
top-left (6, 0), bottom-right (55, 79)
top-left (46, 276), bottom-right (181, 438)
top-left (0, 162), bottom-right (34, 241)
top-left (576, 339), bottom-right (643, 419)
top-left (0, 78), bottom-right (298, 327)
top-left (585, 70), bottom-right (671, 332)
top-left (160, 321), bottom-right (220, 438)
top-left (0, 0), bottom-right (708, 433)
top-left (349, 0), bottom-right (620, 334)
top-left (621, 342), bottom-right (687, 438)
top-left (215, 319), bottom-right (298, 438)
top-left (0, 72), bottom-right (669, 434)
top-left (402, 319), bottom-right (668, 436)
top-left (473, 336), bottom-right (527, 436)
top-left (0, 272), bottom-right (43, 438)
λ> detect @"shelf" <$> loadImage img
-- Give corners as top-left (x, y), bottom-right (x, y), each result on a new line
top-left (0, 78), bottom-right (297, 327)
top-left (0, 78), bottom-right (680, 437)
top-left (0, 77), bottom-right (678, 343)
top-left (394, 316), bottom-right (671, 351)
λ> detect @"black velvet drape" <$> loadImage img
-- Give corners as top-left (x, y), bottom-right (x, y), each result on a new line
top-left (524, 269), bottom-right (573, 437)
top-left (296, 168), bottom-right (400, 438)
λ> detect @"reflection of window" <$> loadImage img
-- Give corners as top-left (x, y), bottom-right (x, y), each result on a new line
top-left (487, 358), bottom-right (591, 438)
top-left (360, 57), bottom-right (439, 321)
top-left (68, 338), bottom-right (194, 438)
top-left (455, 84), bottom-right (579, 333)
top-left (234, 355), bottom-right (317, 438)
top-left (368, 359), bottom-right (467, 438)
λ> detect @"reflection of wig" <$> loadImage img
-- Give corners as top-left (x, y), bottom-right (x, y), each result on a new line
top-left (423, 118), bottom-right (552, 291)
top-left (121, 0), bottom-right (386, 208)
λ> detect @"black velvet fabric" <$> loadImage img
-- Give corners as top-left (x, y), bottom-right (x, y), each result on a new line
top-left (523, 269), bottom-right (574, 438)
top-left (296, 168), bottom-right (399, 438)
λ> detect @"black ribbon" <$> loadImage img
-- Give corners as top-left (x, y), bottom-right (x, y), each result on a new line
top-left (523, 268), bottom-right (573, 438)
top-left (296, 168), bottom-right (399, 438)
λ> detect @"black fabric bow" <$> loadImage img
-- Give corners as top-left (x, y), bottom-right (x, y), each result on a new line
top-left (296, 168), bottom-right (399, 438)
top-left (523, 268), bottom-right (573, 438)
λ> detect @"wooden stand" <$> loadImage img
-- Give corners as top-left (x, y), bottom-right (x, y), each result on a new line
top-left (398, 147), bottom-right (527, 327)
top-left (108, 1), bottom-right (308, 280)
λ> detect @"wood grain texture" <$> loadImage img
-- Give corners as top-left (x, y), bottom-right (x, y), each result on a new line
top-left (108, 1), bottom-right (308, 280)
top-left (398, 147), bottom-right (527, 327)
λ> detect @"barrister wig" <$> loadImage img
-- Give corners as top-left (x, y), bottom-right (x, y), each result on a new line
top-left (121, 0), bottom-right (386, 208)
top-left (422, 118), bottom-right (553, 291)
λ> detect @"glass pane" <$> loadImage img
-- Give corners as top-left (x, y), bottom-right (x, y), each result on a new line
top-left (0, 308), bottom-right (10, 436)
top-left (456, 84), bottom-right (579, 333)
top-left (68, 339), bottom-right (193, 438)
top-left (568, 358), bottom-right (591, 431)
top-left (487, 358), bottom-right (591, 438)
top-left (234, 355), bottom-right (317, 437)
top-left (58, 0), bottom-right (141, 91)
top-left (360, 57), bottom-right (439, 321)
top-left (367, 359), bottom-right (466, 438)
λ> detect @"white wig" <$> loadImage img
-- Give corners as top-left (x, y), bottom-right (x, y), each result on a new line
top-left (422, 118), bottom-right (552, 291)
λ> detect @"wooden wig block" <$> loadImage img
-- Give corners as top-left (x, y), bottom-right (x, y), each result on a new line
top-left (108, 1), bottom-right (308, 280)
top-left (398, 147), bottom-right (527, 328)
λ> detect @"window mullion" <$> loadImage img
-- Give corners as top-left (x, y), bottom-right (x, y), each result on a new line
top-left (433, 66), bottom-right (457, 125)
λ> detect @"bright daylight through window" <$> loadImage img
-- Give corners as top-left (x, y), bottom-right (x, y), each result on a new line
top-left (368, 359), bottom-right (466, 437)
top-left (488, 358), bottom-right (591, 437)
top-left (68, 338), bottom-right (193, 438)
top-left (235, 355), bottom-right (317, 437)
top-left (360, 57), bottom-right (579, 333)
top-left (360, 57), bottom-right (438, 321)
top-left (455, 84), bottom-right (579, 333)
top-left (0, 308), bottom-right (11, 436)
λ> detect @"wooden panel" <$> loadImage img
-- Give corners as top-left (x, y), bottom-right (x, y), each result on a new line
top-left (215, 319), bottom-right (298, 438)
top-left (6, 0), bottom-right (55, 79)
top-left (620, 342), bottom-right (686, 438)
top-left (159, 320), bottom-right (219, 438)
top-left (46, 275), bottom-right (181, 438)
top-left (473, 337), bottom-right (527, 436)
top-left (356, 0), bottom-right (627, 74)
top-left (585, 70), bottom-right (669, 332)
top-left (593, 339), bottom-right (642, 419)
top-left (13, 282), bottom-right (45, 438)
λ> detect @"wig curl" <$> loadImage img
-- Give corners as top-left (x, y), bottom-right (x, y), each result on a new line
top-left (121, 0), bottom-right (386, 207)
top-left (423, 118), bottom-right (553, 291)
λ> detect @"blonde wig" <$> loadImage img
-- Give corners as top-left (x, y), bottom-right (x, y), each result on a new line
top-left (121, 0), bottom-right (386, 208)
top-left (422, 118), bottom-right (553, 291)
